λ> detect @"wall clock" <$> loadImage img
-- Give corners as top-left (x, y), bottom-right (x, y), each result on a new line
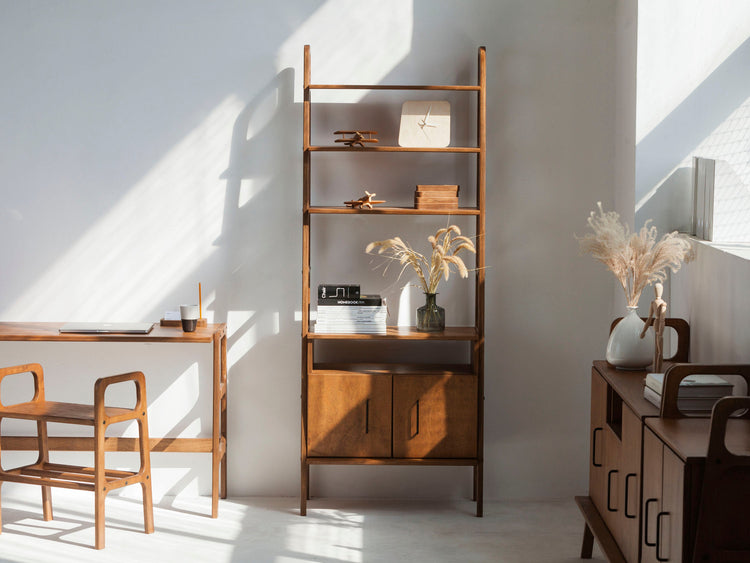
top-left (398, 100), bottom-right (451, 148)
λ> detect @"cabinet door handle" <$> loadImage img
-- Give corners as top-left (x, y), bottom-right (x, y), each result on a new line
top-left (607, 470), bottom-right (619, 512)
top-left (624, 473), bottom-right (637, 519)
top-left (592, 427), bottom-right (603, 467)
top-left (644, 498), bottom-right (658, 546)
top-left (656, 511), bottom-right (670, 561)
top-left (415, 399), bottom-right (420, 436)
top-left (365, 398), bottom-right (370, 434)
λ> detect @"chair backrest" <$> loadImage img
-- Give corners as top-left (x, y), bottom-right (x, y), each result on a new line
top-left (660, 364), bottom-right (750, 419)
top-left (609, 317), bottom-right (690, 363)
top-left (0, 363), bottom-right (45, 407)
top-left (692, 396), bottom-right (750, 562)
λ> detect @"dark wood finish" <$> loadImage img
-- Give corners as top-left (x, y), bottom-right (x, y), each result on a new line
top-left (645, 417), bottom-right (750, 464)
top-left (692, 396), bottom-right (750, 561)
top-left (309, 84), bottom-right (481, 91)
top-left (661, 446), bottom-right (684, 563)
top-left (392, 374), bottom-right (477, 458)
top-left (308, 326), bottom-right (478, 340)
top-left (593, 361), bottom-right (661, 420)
top-left (642, 428), bottom-right (664, 563)
top-left (308, 145), bottom-right (480, 153)
top-left (619, 406), bottom-right (641, 562)
top-left (660, 363), bottom-right (750, 419)
top-left (309, 206), bottom-right (480, 215)
top-left (575, 496), bottom-right (627, 563)
top-left (589, 370), bottom-right (608, 518)
top-left (0, 321), bottom-right (228, 518)
top-left (0, 364), bottom-right (153, 549)
top-left (301, 45), bottom-right (486, 516)
top-left (307, 373), bottom-right (392, 458)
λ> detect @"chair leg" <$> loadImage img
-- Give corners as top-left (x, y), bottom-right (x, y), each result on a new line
top-left (138, 418), bottom-right (154, 534)
top-left (36, 420), bottom-right (53, 521)
top-left (94, 420), bottom-right (107, 550)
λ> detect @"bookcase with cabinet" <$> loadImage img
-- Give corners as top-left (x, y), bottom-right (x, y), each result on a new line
top-left (300, 45), bottom-right (486, 516)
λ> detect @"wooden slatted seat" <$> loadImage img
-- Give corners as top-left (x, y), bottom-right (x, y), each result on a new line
top-left (0, 363), bottom-right (154, 549)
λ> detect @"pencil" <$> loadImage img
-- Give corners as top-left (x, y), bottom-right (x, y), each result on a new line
top-left (199, 283), bottom-right (202, 319)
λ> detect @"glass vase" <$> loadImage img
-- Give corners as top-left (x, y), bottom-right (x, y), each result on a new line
top-left (416, 293), bottom-right (445, 332)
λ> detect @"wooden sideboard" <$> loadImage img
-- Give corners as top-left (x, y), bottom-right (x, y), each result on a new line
top-left (577, 358), bottom-right (750, 562)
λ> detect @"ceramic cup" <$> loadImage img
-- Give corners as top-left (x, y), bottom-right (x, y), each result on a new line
top-left (180, 304), bottom-right (200, 332)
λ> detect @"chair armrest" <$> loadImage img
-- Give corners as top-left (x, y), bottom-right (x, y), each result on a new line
top-left (661, 363), bottom-right (750, 418)
top-left (0, 363), bottom-right (45, 407)
top-left (94, 371), bottom-right (147, 423)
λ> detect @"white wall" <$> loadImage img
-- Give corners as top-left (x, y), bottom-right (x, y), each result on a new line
top-left (0, 0), bottom-right (619, 502)
top-left (636, 0), bottom-right (750, 362)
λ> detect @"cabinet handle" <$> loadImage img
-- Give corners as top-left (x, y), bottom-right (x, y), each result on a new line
top-left (644, 498), bottom-right (658, 546)
top-left (624, 473), bottom-right (637, 519)
top-left (656, 511), bottom-right (670, 561)
top-left (607, 470), bottom-right (619, 512)
top-left (365, 398), bottom-right (370, 434)
top-left (592, 427), bottom-right (603, 467)
top-left (415, 399), bottom-right (420, 436)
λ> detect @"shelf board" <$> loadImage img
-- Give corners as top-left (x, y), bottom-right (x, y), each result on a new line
top-left (308, 206), bottom-right (480, 216)
top-left (311, 363), bottom-right (475, 376)
top-left (308, 84), bottom-right (481, 92)
top-left (307, 145), bottom-right (480, 153)
top-left (306, 457), bottom-right (479, 466)
top-left (307, 326), bottom-right (478, 341)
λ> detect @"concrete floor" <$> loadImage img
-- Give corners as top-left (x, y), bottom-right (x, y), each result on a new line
top-left (0, 490), bottom-right (606, 563)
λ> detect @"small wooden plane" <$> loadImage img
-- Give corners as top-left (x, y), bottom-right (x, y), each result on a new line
top-left (334, 130), bottom-right (379, 148)
top-left (344, 190), bottom-right (385, 209)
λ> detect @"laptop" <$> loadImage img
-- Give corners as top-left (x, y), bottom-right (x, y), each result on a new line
top-left (59, 322), bottom-right (155, 334)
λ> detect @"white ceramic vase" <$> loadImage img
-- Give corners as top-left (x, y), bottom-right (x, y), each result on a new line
top-left (606, 306), bottom-right (654, 369)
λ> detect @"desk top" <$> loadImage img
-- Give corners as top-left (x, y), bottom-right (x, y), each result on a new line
top-left (646, 416), bottom-right (750, 464)
top-left (0, 322), bottom-right (226, 343)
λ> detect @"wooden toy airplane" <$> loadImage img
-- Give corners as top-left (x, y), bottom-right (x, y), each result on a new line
top-left (344, 190), bottom-right (385, 209)
top-left (334, 130), bottom-right (379, 147)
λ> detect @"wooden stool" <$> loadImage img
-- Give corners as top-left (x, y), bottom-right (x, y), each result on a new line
top-left (0, 363), bottom-right (154, 549)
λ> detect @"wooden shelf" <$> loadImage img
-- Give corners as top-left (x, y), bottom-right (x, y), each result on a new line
top-left (307, 457), bottom-right (479, 465)
top-left (311, 363), bottom-right (475, 376)
top-left (307, 326), bottom-right (478, 341)
top-left (309, 84), bottom-right (481, 91)
top-left (307, 145), bottom-right (480, 153)
top-left (308, 206), bottom-right (479, 216)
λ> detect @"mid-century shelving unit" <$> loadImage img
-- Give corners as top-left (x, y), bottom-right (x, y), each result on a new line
top-left (301, 45), bottom-right (486, 516)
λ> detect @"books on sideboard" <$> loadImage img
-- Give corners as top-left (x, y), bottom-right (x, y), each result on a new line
top-left (643, 372), bottom-right (734, 413)
top-left (313, 287), bottom-right (387, 334)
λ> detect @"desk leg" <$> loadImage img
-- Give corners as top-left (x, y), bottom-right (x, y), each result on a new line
top-left (220, 333), bottom-right (227, 500)
top-left (211, 331), bottom-right (226, 518)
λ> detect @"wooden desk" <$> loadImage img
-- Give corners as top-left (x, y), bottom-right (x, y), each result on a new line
top-left (0, 321), bottom-right (228, 518)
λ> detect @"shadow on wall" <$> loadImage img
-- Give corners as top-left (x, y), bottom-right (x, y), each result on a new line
top-left (636, 35), bottom-right (750, 233)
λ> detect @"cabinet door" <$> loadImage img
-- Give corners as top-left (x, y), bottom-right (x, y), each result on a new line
top-left (618, 404), bottom-right (642, 563)
top-left (602, 426), bottom-right (622, 536)
top-left (590, 370), bottom-right (608, 517)
top-left (307, 373), bottom-right (391, 457)
top-left (660, 446), bottom-right (684, 563)
top-left (393, 374), bottom-right (477, 458)
top-left (642, 428), bottom-right (664, 563)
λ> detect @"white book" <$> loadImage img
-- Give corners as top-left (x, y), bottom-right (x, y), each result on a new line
top-left (643, 385), bottom-right (728, 413)
top-left (645, 372), bottom-right (733, 398)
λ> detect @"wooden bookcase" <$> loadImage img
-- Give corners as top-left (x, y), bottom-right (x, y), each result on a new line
top-left (300, 45), bottom-right (486, 516)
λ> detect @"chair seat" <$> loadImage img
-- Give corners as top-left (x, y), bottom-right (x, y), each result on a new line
top-left (0, 401), bottom-right (134, 425)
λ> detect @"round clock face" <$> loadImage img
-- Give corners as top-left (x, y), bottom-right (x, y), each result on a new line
top-left (398, 100), bottom-right (451, 148)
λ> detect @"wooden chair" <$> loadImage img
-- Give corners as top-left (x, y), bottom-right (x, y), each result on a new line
top-left (692, 396), bottom-right (750, 562)
top-left (0, 363), bottom-right (154, 549)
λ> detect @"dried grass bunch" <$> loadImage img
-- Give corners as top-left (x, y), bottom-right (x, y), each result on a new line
top-left (366, 225), bottom-right (476, 293)
top-left (577, 202), bottom-right (695, 307)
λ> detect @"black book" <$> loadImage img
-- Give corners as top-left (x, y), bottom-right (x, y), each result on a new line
top-left (318, 294), bottom-right (382, 306)
top-left (317, 284), bottom-right (360, 300)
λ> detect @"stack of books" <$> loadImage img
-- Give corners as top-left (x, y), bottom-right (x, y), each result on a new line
top-left (313, 284), bottom-right (387, 334)
top-left (414, 184), bottom-right (459, 210)
top-left (643, 372), bottom-right (733, 413)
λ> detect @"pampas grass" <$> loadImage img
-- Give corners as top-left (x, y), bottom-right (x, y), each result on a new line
top-left (366, 225), bottom-right (476, 293)
top-left (578, 202), bottom-right (695, 307)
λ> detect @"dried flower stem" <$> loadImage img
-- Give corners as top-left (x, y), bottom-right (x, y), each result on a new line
top-left (366, 225), bottom-right (476, 293)
top-left (577, 202), bottom-right (694, 307)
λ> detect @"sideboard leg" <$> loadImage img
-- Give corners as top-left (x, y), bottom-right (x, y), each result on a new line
top-left (581, 523), bottom-right (594, 559)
